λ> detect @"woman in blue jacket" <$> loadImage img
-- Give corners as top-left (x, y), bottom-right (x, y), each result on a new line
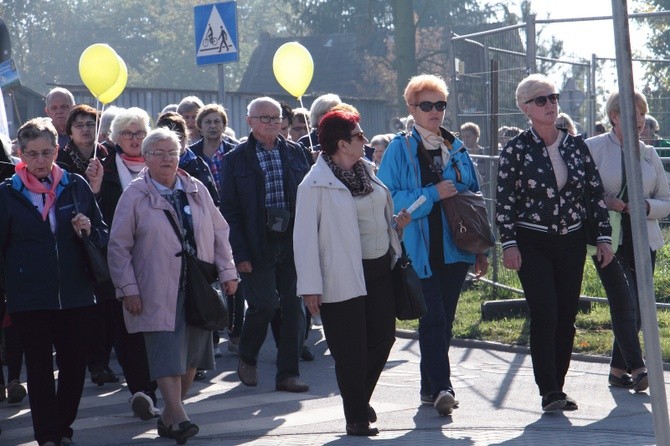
top-left (0, 118), bottom-right (108, 446)
top-left (377, 74), bottom-right (488, 417)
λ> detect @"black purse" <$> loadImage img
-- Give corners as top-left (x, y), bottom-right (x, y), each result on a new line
top-left (392, 243), bottom-right (427, 320)
top-left (164, 210), bottom-right (229, 331)
top-left (70, 185), bottom-right (111, 284)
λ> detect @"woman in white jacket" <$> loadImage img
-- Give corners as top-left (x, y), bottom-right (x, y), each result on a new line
top-left (294, 109), bottom-right (410, 437)
top-left (585, 90), bottom-right (670, 393)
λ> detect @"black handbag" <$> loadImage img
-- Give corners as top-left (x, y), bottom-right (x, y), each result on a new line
top-left (392, 244), bottom-right (427, 320)
top-left (164, 210), bottom-right (228, 331)
top-left (70, 185), bottom-right (111, 284)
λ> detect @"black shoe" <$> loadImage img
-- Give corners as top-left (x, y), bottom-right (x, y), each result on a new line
top-left (632, 372), bottom-right (649, 393)
top-left (541, 391), bottom-right (566, 412)
top-left (194, 370), bottom-right (207, 381)
top-left (608, 372), bottom-right (634, 388)
top-left (559, 392), bottom-right (578, 411)
top-left (91, 368), bottom-right (119, 386)
top-left (301, 346), bottom-right (315, 361)
top-left (157, 418), bottom-right (171, 438)
top-left (346, 422), bottom-right (379, 436)
top-left (171, 420), bottom-right (199, 445)
top-left (367, 405), bottom-right (377, 423)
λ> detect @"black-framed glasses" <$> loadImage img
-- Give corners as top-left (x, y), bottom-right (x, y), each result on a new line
top-left (120, 130), bottom-right (147, 140)
top-left (524, 93), bottom-right (560, 106)
top-left (413, 101), bottom-right (447, 112)
top-left (250, 115), bottom-right (282, 124)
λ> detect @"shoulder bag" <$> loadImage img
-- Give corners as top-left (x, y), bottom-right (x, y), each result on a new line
top-left (408, 134), bottom-right (495, 254)
top-left (70, 183), bottom-right (111, 284)
top-left (164, 210), bottom-right (229, 331)
top-left (392, 243), bottom-right (426, 320)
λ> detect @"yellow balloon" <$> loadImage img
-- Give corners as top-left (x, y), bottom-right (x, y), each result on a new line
top-left (272, 42), bottom-right (314, 98)
top-left (98, 56), bottom-right (127, 104)
top-left (79, 44), bottom-right (120, 97)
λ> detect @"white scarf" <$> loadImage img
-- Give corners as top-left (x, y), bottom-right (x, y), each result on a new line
top-left (414, 124), bottom-right (450, 167)
top-left (116, 153), bottom-right (144, 190)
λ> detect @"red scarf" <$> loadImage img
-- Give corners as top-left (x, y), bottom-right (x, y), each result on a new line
top-left (15, 163), bottom-right (64, 221)
top-left (120, 153), bottom-right (145, 164)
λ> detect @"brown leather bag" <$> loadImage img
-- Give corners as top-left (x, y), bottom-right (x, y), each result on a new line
top-left (440, 190), bottom-right (494, 254)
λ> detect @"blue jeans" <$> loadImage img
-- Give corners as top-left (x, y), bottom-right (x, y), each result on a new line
top-left (238, 236), bottom-right (305, 382)
top-left (418, 261), bottom-right (470, 398)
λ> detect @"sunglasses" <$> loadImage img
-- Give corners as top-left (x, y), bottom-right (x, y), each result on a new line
top-left (413, 101), bottom-right (447, 112)
top-left (524, 93), bottom-right (560, 106)
top-left (349, 131), bottom-right (366, 141)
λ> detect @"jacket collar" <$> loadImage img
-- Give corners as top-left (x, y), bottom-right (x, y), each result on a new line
top-left (135, 168), bottom-right (199, 209)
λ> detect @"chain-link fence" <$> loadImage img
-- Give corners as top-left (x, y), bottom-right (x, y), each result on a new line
top-left (449, 12), bottom-right (670, 300)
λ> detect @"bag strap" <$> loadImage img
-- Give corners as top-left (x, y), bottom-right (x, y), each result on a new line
top-left (405, 133), bottom-right (443, 185)
top-left (163, 209), bottom-right (188, 258)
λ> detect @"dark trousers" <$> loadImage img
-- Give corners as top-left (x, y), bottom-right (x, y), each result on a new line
top-left (12, 306), bottom-right (95, 445)
top-left (592, 255), bottom-right (645, 371)
top-left (610, 237), bottom-right (656, 371)
top-left (86, 298), bottom-right (116, 374)
top-left (239, 236), bottom-right (305, 381)
top-left (418, 261), bottom-right (470, 398)
top-left (516, 228), bottom-right (586, 396)
top-left (110, 300), bottom-right (157, 401)
top-left (227, 289), bottom-right (246, 338)
top-left (320, 253), bottom-right (396, 424)
top-left (4, 324), bottom-right (24, 382)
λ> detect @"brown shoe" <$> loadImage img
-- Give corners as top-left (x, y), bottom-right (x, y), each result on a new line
top-left (237, 359), bottom-right (258, 387)
top-left (276, 376), bottom-right (309, 393)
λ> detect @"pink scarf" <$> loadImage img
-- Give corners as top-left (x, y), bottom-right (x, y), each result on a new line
top-left (15, 162), bottom-right (64, 221)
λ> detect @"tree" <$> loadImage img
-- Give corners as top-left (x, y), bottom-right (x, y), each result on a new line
top-left (0, 0), bottom-right (293, 94)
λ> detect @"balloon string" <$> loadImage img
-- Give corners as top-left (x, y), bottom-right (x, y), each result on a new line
top-left (298, 96), bottom-right (314, 153)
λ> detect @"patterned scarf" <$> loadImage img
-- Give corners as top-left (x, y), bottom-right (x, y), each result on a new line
top-left (15, 162), bottom-right (64, 220)
top-left (63, 141), bottom-right (91, 173)
top-left (322, 153), bottom-right (373, 197)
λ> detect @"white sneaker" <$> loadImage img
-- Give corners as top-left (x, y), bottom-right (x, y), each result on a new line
top-left (130, 391), bottom-right (159, 420)
top-left (434, 390), bottom-right (458, 416)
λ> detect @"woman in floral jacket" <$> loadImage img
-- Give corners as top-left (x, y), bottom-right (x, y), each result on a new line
top-left (495, 74), bottom-right (613, 412)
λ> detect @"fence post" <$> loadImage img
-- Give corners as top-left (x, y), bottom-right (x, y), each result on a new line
top-left (525, 14), bottom-right (536, 74)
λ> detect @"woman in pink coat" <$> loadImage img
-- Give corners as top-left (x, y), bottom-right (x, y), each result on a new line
top-left (108, 128), bottom-right (238, 444)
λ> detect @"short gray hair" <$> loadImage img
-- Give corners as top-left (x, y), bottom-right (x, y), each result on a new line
top-left (100, 106), bottom-right (124, 138)
top-left (45, 87), bottom-right (75, 107)
top-left (516, 74), bottom-right (557, 112)
top-left (309, 93), bottom-right (341, 128)
top-left (247, 96), bottom-right (281, 117)
top-left (177, 96), bottom-right (205, 115)
top-left (141, 127), bottom-right (180, 156)
top-left (110, 107), bottom-right (151, 143)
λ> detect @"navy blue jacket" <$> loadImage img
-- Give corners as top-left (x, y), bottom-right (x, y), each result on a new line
top-left (0, 172), bottom-right (108, 313)
top-left (220, 133), bottom-right (310, 265)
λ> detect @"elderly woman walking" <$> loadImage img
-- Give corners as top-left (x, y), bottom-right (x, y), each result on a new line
top-left (496, 73), bottom-right (613, 412)
top-left (108, 128), bottom-right (238, 444)
top-left (0, 118), bottom-right (108, 446)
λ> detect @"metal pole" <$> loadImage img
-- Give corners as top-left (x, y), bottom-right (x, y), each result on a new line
top-left (217, 64), bottom-right (225, 106)
top-left (490, 59), bottom-right (499, 285)
top-left (611, 2), bottom-right (670, 444)
top-left (525, 14), bottom-right (536, 74)
top-left (589, 53), bottom-right (597, 136)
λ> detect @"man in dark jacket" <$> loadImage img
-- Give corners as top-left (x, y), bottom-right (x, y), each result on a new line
top-left (220, 96), bottom-right (311, 393)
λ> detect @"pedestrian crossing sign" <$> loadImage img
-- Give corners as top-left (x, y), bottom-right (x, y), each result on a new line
top-left (194, 1), bottom-right (239, 66)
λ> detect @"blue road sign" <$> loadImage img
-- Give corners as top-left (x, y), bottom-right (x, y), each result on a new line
top-left (194, 2), bottom-right (239, 66)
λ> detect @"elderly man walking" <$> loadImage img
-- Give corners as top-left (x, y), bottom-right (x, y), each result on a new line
top-left (220, 96), bottom-right (311, 393)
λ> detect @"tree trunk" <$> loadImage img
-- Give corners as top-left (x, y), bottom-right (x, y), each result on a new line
top-left (392, 0), bottom-right (416, 115)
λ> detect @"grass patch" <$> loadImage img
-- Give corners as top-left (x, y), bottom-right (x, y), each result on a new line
top-left (397, 280), bottom-right (670, 362)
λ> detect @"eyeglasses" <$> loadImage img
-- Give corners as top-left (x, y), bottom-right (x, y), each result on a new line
top-left (291, 125), bottom-right (307, 133)
top-left (250, 116), bottom-right (282, 124)
top-left (23, 149), bottom-right (55, 160)
top-left (349, 131), bottom-right (366, 141)
top-left (72, 122), bottom-right (96, 130)
top-left (412, 101), bottom-right (447, 112)
top-left (146, 150), bottom-right (180, 158)
top-left (524, 93), bottom-right (560, 106)
top-left (120, 130), bottom-right (147, 140)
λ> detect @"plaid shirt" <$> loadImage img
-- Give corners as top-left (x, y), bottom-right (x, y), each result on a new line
top-left (255, 139), bottom-right (288, 210)
top-left (201, 141), bottom-right (228, 196)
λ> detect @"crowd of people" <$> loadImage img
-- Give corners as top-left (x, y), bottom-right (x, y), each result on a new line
top-left (0, 71), bottom-right (666, 445)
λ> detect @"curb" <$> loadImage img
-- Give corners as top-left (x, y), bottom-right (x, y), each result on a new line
top-left (395, 328), bottom-right (670, 370)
